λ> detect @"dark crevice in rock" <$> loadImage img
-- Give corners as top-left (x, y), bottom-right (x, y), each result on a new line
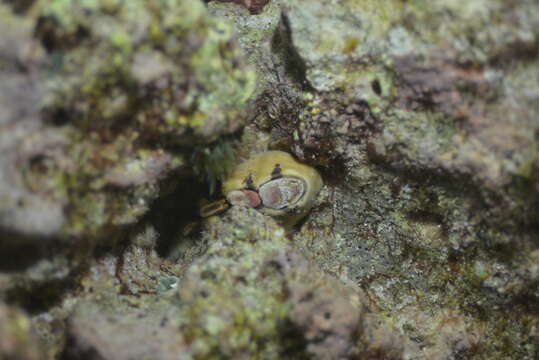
top-left (2, 0), bottom-right (36, 14)
top-left (4, 270), bottom-right (81, 314)
top-left (316, 157), bottom-right (347, 187)
top-left (369, 148), bottom-right (538, 229)
top-left (271, 13), bottom-right (314, 92)
top-left (0, 235), bottom-right (62, 272)
top-left (276, 319), bottom-right (311, 360)
top-left (148, 177), bottom-right (206, 258)
top-left (60, 342), bottom-right (104, 360)
top-left (35, 13), bottom-right (92, 53)
top-left (489, 37), bottom-right (539, 68)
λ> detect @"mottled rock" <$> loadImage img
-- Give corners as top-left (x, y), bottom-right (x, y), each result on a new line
top-left (215, 0), bottom-right (270, 15)
top-left (1, 0), bottom-right (255, 244)
top-left (0, 302), bottom-right (44, 360)
top-left (208, 0), bottom-right (539, 359)
top-left (0, 4), bottom-right (65, 239)
top-left (1, 0), bottom-right (538, 359)
top-left (62, 302), bottom-right (184, 360)
top-left (37, 0), bottom-right (254, 145)
top-left (178, 207), bottom-right (406, 359)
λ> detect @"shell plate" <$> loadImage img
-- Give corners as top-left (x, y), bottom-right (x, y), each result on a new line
top-left (258, 177), bottom-right (305, 210)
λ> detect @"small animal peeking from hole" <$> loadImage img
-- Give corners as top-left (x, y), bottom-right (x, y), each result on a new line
top-left (200, 151), bottom-right (322, 228)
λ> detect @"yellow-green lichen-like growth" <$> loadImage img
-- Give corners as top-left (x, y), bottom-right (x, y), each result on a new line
top-left (37, 0), bottom-right (255, 144)
top-left (223, 151), bottom-right (322, 227)
top-left (24, 0), bottom-right (256, 237)
top-left (191, 138), bottom-right (238, 195)
top-left (0, 303), bottom-right (43, 359)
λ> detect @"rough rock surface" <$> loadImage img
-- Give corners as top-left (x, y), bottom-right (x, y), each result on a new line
top-left (61, 302), bottom-right (184, 360)
top-left (0, 302), bottom-right (44, 360)
top-left (0, 0), bottom-right (254, 243)
top-left (207, 0), bottom-right (539, 358)
top-left (177, 207), bottom-right (407, 359)
top-left (47, 208), bottom-right (404, 359)
top-left (0, 0), bottom-right (538, 359)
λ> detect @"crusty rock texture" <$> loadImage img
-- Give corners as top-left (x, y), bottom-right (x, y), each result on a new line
top-left (0, 0), bottom-right (538, 359)
top-left (0, 302), bottom-right (44, 360)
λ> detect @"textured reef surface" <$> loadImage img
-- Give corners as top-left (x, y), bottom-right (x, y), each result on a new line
top-left (0, 0), bottom-right (538, 359)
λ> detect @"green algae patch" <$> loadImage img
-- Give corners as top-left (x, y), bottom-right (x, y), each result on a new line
top-left (0, 303), bottom-right (44, 360)
top-left (283, 0), bottom-right (403, 92)
top-left (175, 207), bottom-right (404, 359)
top-left (38, 0), bottom-right (255, 144)
top-left (11, 0), bottom-right (258, 238)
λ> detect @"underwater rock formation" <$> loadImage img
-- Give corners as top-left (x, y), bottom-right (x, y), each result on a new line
top-left (0, 0), bottom-right (538, 359)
